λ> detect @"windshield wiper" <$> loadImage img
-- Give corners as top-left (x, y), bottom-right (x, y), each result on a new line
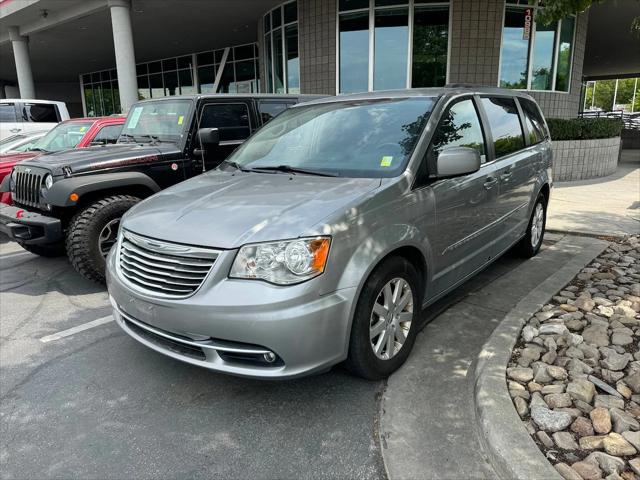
top-left (28, 147), bottom-right (49, 152)
top-left (219, 160), bottom-right (251, 172)
top-left (137, 134), bottom-right (159, 145)
top-left (119, 133), bottom-right (137, 143)
top-left (248, 165), bottom-right (338, 177)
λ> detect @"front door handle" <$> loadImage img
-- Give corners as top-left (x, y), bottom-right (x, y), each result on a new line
top-left (483, 176), bottom-right (498, 190)
top-left (500, 169), bottom-right (512, 180)
top-left (9, 128), bottom-right (21, 133)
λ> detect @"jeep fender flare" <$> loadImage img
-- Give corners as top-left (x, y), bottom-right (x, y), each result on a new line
top-left (44, 172), bottom-right (161, 207)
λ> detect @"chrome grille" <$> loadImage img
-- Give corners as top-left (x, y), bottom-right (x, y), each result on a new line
top-left (13, 168), bottom-right (44, 208)
top-left (118, 231), bottom-right (219, 297)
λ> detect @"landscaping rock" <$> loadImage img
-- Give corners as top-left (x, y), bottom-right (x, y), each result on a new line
top-left (570, 416), bottom-right (595, 437)
top-left (609, 407), bottom-right (640, 433)
top-left (594, 395), bottom-right (625, 410)
top-left (590, 407), bottom-right (613, 434)
top-left (603, 433), bottom-right (637, 457)
top-left (553, 431), bottom-right (580, 450)
top-left (571, 460), bottom-right (603, 480)
top-left (567, 378), bottom-right (596, 403)
top-left (537, 430), bottom-right (555, 448)
top-left (588, 375), bottom-right (624, 398)
top-left (531, 407), bottom-right (573, 432)
top-left (509, 237), bottom-right (640, 477)
top-left (554, 463), bottom-right (583, 480)
top-left (585, 451), bottom-right (626, 475)
top-left (621, 431), bottom-right (640, 450)
top-left (507, 367), bottom-right (533, 383)
top-left (579, 435), bottom-right (606, 450)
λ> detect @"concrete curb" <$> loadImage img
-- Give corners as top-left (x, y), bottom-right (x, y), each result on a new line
top-left (474, 236), bottom-right (609, 480)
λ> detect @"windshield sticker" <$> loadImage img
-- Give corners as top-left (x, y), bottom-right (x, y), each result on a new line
top-left (177, 115), bottom-right (184, 125)
top-left (127, 106), bottom-right (143, 129)
top-left (79, 127), bottom-right (87, 132)
top-left (380, 156), bottom-right (393, 167)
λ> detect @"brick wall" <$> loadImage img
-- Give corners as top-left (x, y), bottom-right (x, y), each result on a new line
top-left (448, 0), bottom-right (504, 85)
top-left (298, 0), bottom-right (337, 95)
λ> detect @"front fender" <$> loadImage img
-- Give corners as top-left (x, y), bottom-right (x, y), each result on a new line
top-left (44, 172), bottom-right (161, 207)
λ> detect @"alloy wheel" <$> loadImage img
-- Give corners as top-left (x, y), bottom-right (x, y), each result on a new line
top-left (531, 202), bottom-right (544, 248)
top-left (369, 277), bottom-right (413, 360)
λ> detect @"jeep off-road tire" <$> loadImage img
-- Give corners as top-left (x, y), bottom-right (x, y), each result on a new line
top-left (66, 195), bottom-right (140, 283)
top-left (18, 241), bottom-right (65, 257)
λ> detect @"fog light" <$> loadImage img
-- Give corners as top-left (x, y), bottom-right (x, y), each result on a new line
top-left (263, 352), bottom-right (277, 363)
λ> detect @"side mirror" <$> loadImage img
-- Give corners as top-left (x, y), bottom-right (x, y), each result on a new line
top-left (198, 127), bottom-right (220, 147)
top-left (435, 147), bottom-right (481, 178)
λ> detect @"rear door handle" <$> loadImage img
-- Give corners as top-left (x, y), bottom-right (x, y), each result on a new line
top-left (483, 176), bottom-right (498, 190)
top-left (500, 169), bottom-right (512, 180)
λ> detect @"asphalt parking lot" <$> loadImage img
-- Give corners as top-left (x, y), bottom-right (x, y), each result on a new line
top-left (0, 234), bottom-right (533, 480)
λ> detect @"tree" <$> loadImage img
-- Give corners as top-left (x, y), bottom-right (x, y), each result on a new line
top-left (537, 0), bottom-right (640, 36)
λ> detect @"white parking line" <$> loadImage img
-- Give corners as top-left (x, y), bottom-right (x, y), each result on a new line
top-left (40, 315), bottom-right (114, 343)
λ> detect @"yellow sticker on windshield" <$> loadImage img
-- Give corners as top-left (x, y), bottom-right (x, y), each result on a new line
top-left (177, 115), bottom-right (184, 125)
top-left (79, 127), bottom-right (86, 132)
top-left (380, 156), bottom-right (393, 167)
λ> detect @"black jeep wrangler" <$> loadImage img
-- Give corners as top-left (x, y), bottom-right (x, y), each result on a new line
top-left (0, 94), bottom-right (320, 282)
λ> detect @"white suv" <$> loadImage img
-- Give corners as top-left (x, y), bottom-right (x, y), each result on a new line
top-left (0, 99), bottom-right (69, 139)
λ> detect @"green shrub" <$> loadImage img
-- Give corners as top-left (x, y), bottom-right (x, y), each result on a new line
top-left (547, 117), bottom-right (623, 141)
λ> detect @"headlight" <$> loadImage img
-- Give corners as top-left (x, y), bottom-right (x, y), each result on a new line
top-left (230, 237), bottom-right (331, 285)
top-left (44, 174), bottom-right (53, 190)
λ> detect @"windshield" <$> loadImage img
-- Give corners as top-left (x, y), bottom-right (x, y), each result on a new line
top-left (227, 97), bottom-right (435, 178)
top-left (120, 99), bottom-right (192, 143)
top-left (29, 121), bottom-right (94, 153)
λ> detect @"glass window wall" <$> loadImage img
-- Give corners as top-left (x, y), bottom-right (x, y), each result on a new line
top-left (499, 1), bottom-right (576, 92)
top-left (338, 1), bottom-right (450, 94)
top-left (82, 42), bottom-right (258, 116)
top-left (264, 1), bottom-right (300, 93)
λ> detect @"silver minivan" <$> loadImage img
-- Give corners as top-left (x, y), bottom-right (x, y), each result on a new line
top-left (106, 87), bottom-right (552, 380)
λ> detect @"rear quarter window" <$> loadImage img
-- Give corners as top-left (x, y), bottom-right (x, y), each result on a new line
top-left (519, 98), bottom-right (548, 143)
top-left (481, 97), bottom-right (525, 158)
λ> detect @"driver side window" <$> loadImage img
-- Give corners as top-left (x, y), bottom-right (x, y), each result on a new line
top-left (416, 98), bottom-right (486, 187)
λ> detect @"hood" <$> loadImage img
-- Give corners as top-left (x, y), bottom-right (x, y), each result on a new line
top-left (0, 152), bottom-right (38, 167)
top-left (19, 143), bottom-right (180, 176)
top-left (123, 171), bottom-right (381, 249)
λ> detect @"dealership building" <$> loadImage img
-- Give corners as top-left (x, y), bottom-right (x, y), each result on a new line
top-left (0, 0), bottom-right (638, 119)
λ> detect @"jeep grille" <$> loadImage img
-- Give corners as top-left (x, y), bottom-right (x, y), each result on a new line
top-left (13, 168), bottom-right (44, 208)
top-left (117, 231), bottom-right (219, 298)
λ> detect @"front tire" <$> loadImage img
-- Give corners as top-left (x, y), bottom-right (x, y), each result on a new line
top-left (65, 195), bottom-right (140, 283)
top-left (517, 193), bottom-right (547, 258)
top-left (345, 256), bottom-right (421, 380)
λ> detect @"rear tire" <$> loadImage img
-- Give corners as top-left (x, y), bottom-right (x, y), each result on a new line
top-left (65, 195), bottom-right (140, 283)
top-left (517, 193), bottom-right (547, 258)
top-left (345, 256), bottom-right (421, 380)
top-left (18, 241), bottom-right (65, 257)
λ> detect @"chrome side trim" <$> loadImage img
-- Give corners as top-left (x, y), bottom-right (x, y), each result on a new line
top-left (117, 307), bottom-right (271, 355)
top-left (442, 201), bottom-right (529, 255)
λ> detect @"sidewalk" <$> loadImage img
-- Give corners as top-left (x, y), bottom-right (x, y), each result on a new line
top-left (546, 149), bottom-right (640, 237)
top-left (379, 234), bottom-right (609, 480)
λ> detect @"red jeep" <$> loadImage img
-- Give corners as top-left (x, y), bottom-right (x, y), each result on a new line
top-left (0, 116), bottom-right (125, 204)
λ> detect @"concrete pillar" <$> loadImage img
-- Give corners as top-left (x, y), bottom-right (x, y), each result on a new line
top-left (8, 26), bottom-right (35, 99)
top-left (108, 0), bottom-right (138, 113)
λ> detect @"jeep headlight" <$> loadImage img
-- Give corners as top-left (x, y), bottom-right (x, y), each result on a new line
top-left (43, 174), bottom-right (53, 190)
top-left (230, 237), bottom-right (331, 285)
top-left (9, 168), bottom-right (17, 190)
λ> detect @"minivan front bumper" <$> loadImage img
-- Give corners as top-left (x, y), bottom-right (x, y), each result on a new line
top-left (106, 248), bottom-right (357, 379)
